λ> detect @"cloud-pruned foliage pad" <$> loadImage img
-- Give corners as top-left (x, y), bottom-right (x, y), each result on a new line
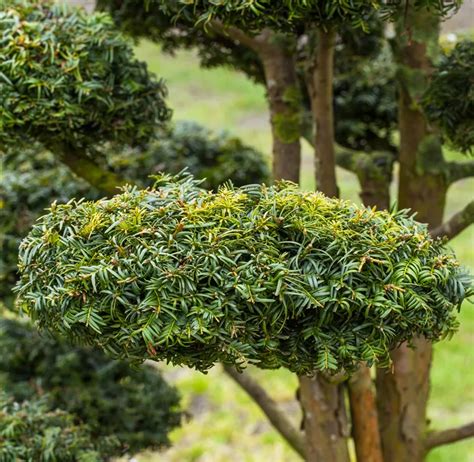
top-left (15, 175), bottom-right (472, 375)
top-left (0, 319), bottom-right (181, 458)
top-left (162, 0), bottom-right (462, 32)
top-left (0, 0), bottom-right (170, 152)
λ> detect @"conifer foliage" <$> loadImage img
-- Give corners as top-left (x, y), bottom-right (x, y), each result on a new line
top-left (0, 318), bottom-right (182, 459)
top-left (16, 174), bottom-right (471, 375)
top-left (0, 0), bottom-right (170, 152)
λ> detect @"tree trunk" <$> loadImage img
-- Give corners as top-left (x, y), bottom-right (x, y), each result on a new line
top-left (359, 177), bottom-right (391, 211)
top-left (376, 8), bottom-right (447, 462)
top-left (260, 38), bottom-right (302, 183)
top-left (297, 27), bottom-right (349, 462)
top-left (309, 28), bottom-right (338, 197)
top-left (348, 367), bottom-right (383, 462)
top-left (298, 375), bottom-right (350, 462)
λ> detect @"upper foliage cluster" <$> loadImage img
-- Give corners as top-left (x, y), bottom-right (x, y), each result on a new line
top-left (162, 0), bottom-right (461, 32)
top-left (0, 393), bottom-right (105, 462)
top-left (0, 121), bottom-right (269, 306)
top-left (15, 174), bottom-right (471, 375)
top-left (0, 0), bottom-right (170, 153)
top-left (423, 40), bottom-right (474, 154)
top-left (0, 318), bottom-right (181, 459)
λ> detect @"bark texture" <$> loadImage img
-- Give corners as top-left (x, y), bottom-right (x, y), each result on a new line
top-left (348, 367), bottom-right (383, 462)
top-left (309, 28), bottom-right (338, 197)
top-left (260, 42), bottom-right (302, 183)
top-left (298, 375), bottom-right (350, 462)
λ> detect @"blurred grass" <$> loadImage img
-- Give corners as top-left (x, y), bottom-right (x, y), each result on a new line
top-left (132, 42), bottom-right (474, 462)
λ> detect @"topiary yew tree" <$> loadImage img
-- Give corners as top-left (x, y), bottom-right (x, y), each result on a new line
top-left (15, 174), bottom-right (472, 459)
top-left (0, 0), bottom-right (170, 195)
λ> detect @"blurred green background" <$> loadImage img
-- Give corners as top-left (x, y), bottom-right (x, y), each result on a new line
top-left (123, 43), bottom-right (474, 462)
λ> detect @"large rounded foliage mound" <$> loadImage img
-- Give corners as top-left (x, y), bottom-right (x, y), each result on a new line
top-left (0, 319), bottom-right (181, 458)
top-left (0, 0), bottom-right (170, 151)
top-left (15, 175), bottom-right (471, 374)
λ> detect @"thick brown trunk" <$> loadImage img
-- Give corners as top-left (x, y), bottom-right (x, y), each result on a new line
top-left (298, 375), bottom-right (350, 462)
top-left (310, 28), bottom-right (338, 197)
top-left (348, 367), bottom-right (383, 462)
top-left (260, 41), bottom-right (301, 183)
top-left (376, 8), bottom-right (447, 462)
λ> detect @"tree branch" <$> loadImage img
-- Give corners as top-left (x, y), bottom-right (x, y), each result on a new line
top-left (426, 421), bottom-right (474, 451)
top-left (223, 365), bottom-right (305, 458)
top-left (56, 145), bottom-right (133, 197)
top-left (207, 19), bottom-right (262, 53)
top-left (447, 160), bottom-right (474, 185)
top-left (430, 200), bottom-right (474, 240)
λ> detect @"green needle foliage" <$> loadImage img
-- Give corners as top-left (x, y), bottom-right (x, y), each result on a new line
top-left (0, 393), bottom-right (106, 462)
top-left (0, 319), bottom-right (181, 458)
top-left (161, 0), bottom-right (461, 32)
top-left (0, 0), bottom-right (170, 153)
top-left (423, 40), bottom-right (474, 155)
top-left (0, 122), bottom-right (268, 305)
top-left (15, 174), bottom-right (472, 375)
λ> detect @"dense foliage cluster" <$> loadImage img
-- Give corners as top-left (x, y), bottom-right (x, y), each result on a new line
top-left (15, 174), bottom-right (471, 374)
top-left (0, 122), bottom-right (268, 305)
top-left (97, 0), bottom-right (266, 82)
top-left (0, 318), bottom-right (181, 458)
top-left (0, 1), bottom-right (170, 153)
top-left (333, 45), bottom-right (397, 153)
top-left (423, 40), bottom-right (474, 154)
top-left (0, 393), bottom-right (106, 462)
top-left (160, 0), bottom-right (461, 32)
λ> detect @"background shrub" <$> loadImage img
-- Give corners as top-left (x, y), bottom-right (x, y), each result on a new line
top-left (0, 318), bottom-right (182, 458)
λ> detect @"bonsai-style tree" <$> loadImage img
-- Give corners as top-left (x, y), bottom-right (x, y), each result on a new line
top-left (15, 174), bottom-right (472, 461)
top-left (0, 318), bottom-right (182, 459)
top-left (4, 0), bottom-right (474, 460)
